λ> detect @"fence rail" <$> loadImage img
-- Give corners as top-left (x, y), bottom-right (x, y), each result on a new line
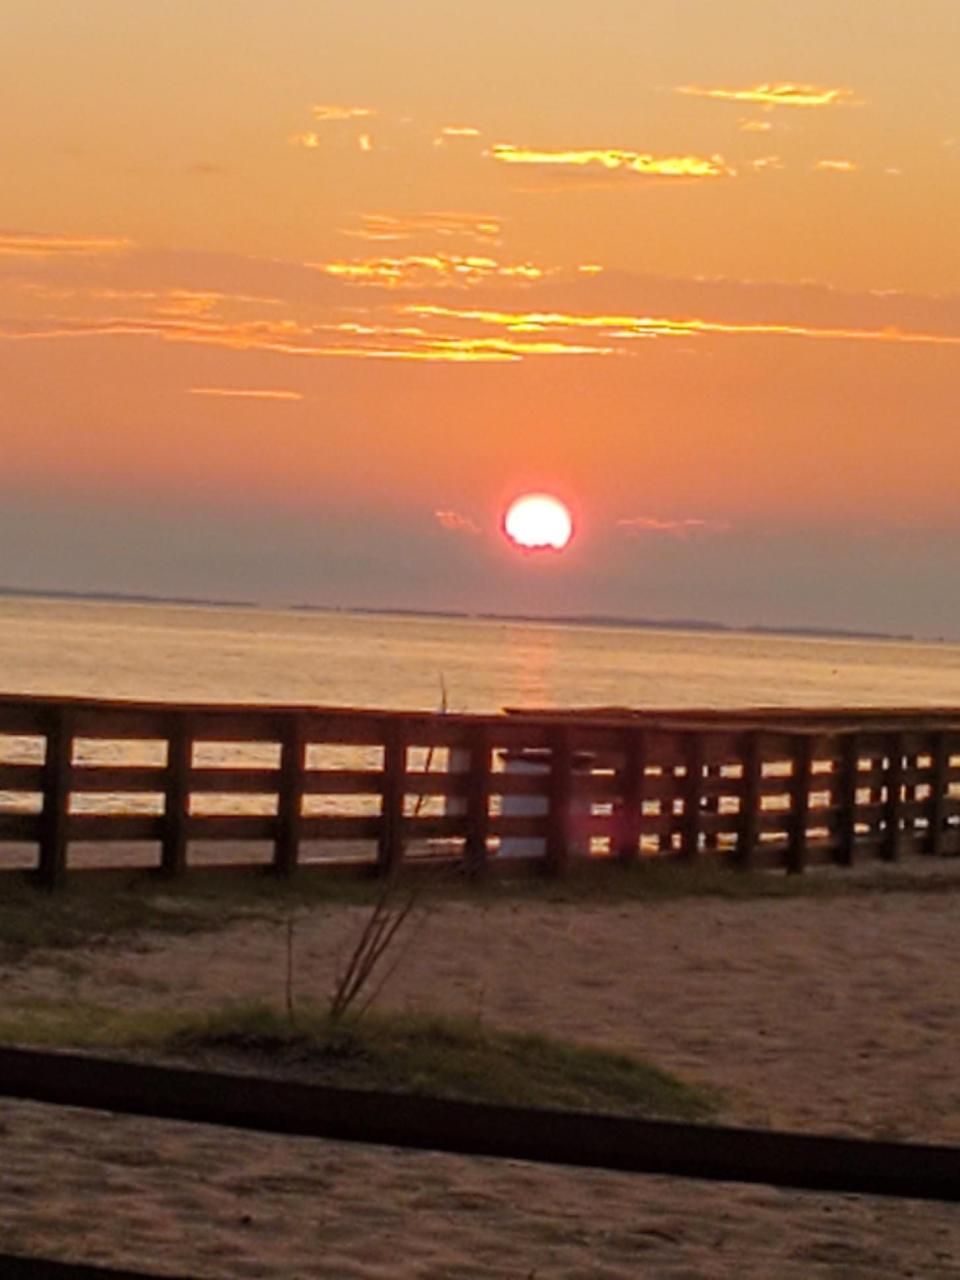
top-left (2, 693), bottom-right (960, 885)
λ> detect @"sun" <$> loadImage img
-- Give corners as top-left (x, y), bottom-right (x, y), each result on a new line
top-left (503, 493), bottom-right (574, 552)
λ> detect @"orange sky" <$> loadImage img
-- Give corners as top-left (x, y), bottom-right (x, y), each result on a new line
top-left (2, 0), bottom-right (960, 635)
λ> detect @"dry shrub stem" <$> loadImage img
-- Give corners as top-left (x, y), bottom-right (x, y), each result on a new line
top-left (329, 876), bottom-right (421, 1021)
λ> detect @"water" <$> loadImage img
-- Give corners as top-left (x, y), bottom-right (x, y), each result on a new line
top-left (3, 595), bottom-right (960, 713)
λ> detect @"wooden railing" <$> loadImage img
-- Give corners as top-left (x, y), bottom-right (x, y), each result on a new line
top-left (1, 694), bottom-right (959, 886)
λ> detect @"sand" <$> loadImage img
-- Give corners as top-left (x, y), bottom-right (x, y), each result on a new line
top-left (1, 875), bottom-right (959, 1278)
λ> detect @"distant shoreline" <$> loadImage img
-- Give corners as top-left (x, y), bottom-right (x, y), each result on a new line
top-left (0, 583), bottom-right (921, 645)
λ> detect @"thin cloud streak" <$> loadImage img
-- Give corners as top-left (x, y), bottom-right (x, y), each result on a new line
top-left (406, 305), bottom-right (960, 350)
top-left (0, 315), bottom-right (606, 362)
top-left (617, 516), bottom-right (730, 538)
top-left (312, 104), bottom-right (376, 121)
top-left (490, 145), bottom-right (732, 177)
top-left (310, 253), bottom-right (547, 285)
top-left (340, 212), bottom-right (503, 242)
top-left (677, 83), bottom-right (855, 108)
top-left (435, 509), bottom-right (481, 534)
top-left (188, 387), bottom-right (304, 401)
top-left (0, 232), bottom-right (133, 257)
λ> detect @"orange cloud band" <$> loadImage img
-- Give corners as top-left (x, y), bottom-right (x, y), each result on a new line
top-left (406, 305), bottom-right (960, 350)
top-left (490, 146), bottom-right (731, 177)
top-left (677, 83), bottom-right (855, 108)
top-left (0, 232), bottom-right (133, 257)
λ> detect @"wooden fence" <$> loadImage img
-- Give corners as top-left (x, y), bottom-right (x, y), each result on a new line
top-left (1, 693), bottom-right (960, 886)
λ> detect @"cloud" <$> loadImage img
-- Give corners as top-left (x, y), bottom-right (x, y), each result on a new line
top-left (0, 313), bottom-right (608, 363)
top-left (289, 132), bottom-right (322, 149)
top-left (187, 387), bottom-right (303, 401)
top-left (440, 126), bottom-right (481, 138)
top-left (404, 304), bottom-right (960, 351)
top-left (814, 159), bottom-right (857, 172)
top-left (617, 516), bottom-right (730, 538)
top-left (309, 252), bottom-right (549, 286)
top-left (434, 509), bottom-right (481, 534)
top-left (677, 83), bottom-right (855, 108)
top-left (8, 246), bottom-right (960, 369)
top-left (490, 145), bottom-right (732, 177)
top-left (739, 120), bottom-right (773, 133)
top-left (0, 231), bottom-right (133, 257)
top-left (341, 212), bottom-right (502, 242)
top-left (312, 104), bottom-right (376, 121)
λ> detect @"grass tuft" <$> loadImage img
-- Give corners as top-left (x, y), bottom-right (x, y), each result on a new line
top-left (0, 997), bottom-right (718, 1121)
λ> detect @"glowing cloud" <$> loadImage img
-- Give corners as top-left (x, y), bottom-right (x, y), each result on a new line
top-left (341, 212), bottom-right (502, 242)
top-left (490, 145), bottom-right (731, 177)
top-left (0, 232), bottom-right (132, 257)
top-left (440, 126), bottom-right (482, 137)
top-left (740, 119), bottom-right (773, 132)
top-left (312, 104), bottom-right (376, 121)
top-left (310, 253), bottom-right (547, 285)
top-left (677, 83), bottom-right (855, 108)
top-left (814, 159), bottom-right (858, 172)
top-left (617, 516), bottom-right (730, 538)
top-left (435, 509), bottom-right (481, 534)
top-left (404, 304), bottom-right (960, 350)
top-left (188, 387), bottom-right (303, 401)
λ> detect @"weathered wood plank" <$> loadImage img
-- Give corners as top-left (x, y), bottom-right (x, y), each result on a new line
top-left (834, 733), bottom-right (860, 867)
top-left (66, 766), bottom-right (167, 793)
top-left (927, 731), bottom-right (949, 856)
top-left (275, 715), bottom-right (306, 876)
top-left (0, 764), bottom-right (44, 790)
top-left (69, 815), bottom-right (165, 842)
top-left (377, 724), bottom-right (407, 876)
top-left (882, 733), bottom-right (906, 861)
top-left (38, 712), bottom-right (73, 887)
top-left (735, 731), bottom-right (763, 870)
top-left (0, 814), bottom-right (41, 841)
top-left (161, 717), bottom-right (192, 878)
top-left (786, 736), bottom-right (814, 874)
top-left (463, 724), bottom-right (492, 875)
top-left (545, 726), bottom-right (574, 875)
top-left (615, 729), bottom-right (645, 864)
top-left (679, 736), bottom-right (704, 861)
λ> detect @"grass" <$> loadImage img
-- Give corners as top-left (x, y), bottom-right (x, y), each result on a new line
top-left (0, 997), bottom-right (718, 1121)
top-left (1, 854), bottom-right (958, 961)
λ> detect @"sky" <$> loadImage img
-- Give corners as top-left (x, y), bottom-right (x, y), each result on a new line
top-left (2, 0), bottom-right (959, 636)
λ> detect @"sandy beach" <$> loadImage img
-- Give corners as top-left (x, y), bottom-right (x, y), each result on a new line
top-left (1, 876), bottom-right (959, 1278)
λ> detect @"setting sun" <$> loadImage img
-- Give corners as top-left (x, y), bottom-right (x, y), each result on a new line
top-left (503, 494), bottom-right (574, 552)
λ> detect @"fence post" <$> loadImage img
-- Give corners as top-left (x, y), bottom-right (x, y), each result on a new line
top-left (616, 728), bottom-right (645, 865)
top-left (735, 730), bottom-right (763, 870)
top-left (834, 733), bottom-right (860, 867)
top-left (275, 714), bottom-right (306, 876)
top-left (38, 709), bottom-right (72, 889)
top-left (882, 732), bottom-right (905, 861)
top-left (544, 726), bottom-right (573, 876)
top-left (927, 732), bottom-right (949, 856)
top-left (377, 722), bottom-right (407, 876)
top-left (786, 735), bottom-right (813, 874)
top-left (680, 734), bottom-right (704, 861)
top-left (463, 723), bottom-right (491, 876)
top-left (161, 716), bottom-right (192, 878)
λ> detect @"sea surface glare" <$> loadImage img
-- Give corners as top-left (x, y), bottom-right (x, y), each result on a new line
top-left (2, 596), bottom-right (960, 712)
